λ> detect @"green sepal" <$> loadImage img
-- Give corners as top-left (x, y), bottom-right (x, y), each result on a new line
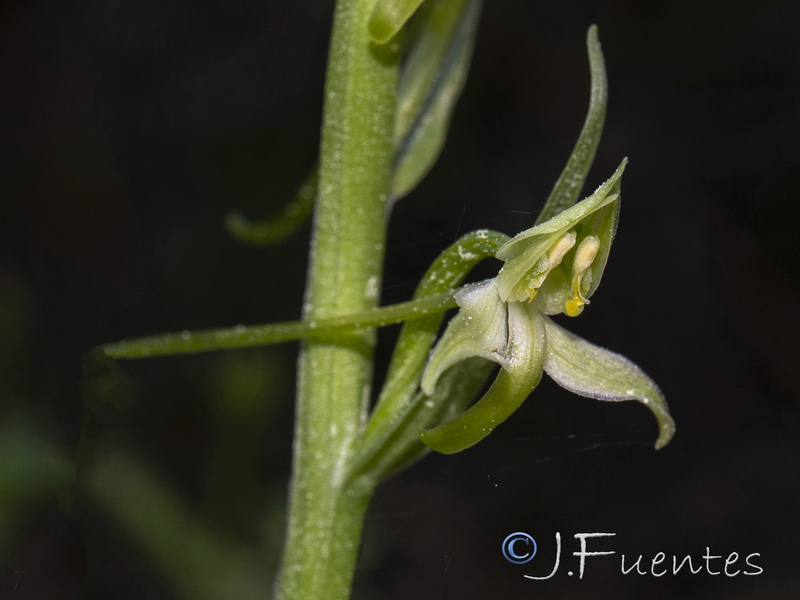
top-left (541, 317), bottom-right (675, 449)
top-left (420, 301), bottom-right (545, 454)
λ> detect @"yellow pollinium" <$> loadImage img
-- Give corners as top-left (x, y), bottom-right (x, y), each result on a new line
top-left (564, 234), bottom-right (601, 317)
top-left (565, 280), bottom-right (587, 317)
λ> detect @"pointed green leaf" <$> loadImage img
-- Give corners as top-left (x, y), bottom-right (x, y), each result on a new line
top-left (391, 0), bottom-right (480, 199)
top-left (542, 317), bottom-right (675, 449)
top-left (535, 24), bottom-right (608, 224)
top-left (421, 301), bottom-right (546, 454)
top-left (369, 0), bottom-right (428, 44)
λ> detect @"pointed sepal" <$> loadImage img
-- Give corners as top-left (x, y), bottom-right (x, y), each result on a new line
top-left (420, 300), bottom-right (546, 453)
top-left (541, 317), bottom-right (675, 449)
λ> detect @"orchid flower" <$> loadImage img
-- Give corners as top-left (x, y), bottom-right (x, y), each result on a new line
top-left (419, 161), bottom-right (675, 454)
top-left (413, 23), bottom-right (675, 456)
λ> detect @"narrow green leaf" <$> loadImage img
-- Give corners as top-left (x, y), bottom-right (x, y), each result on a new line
top-left (534, 24), bottom-right (608, 224)
top-left (542, 317), bottom-right (675, 449)
top-left (391, 0), bottom-right (480, 199)
top-left (368, 0), bottom-right (428, 44)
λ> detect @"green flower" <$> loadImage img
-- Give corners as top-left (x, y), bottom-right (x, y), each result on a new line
top-left (495, 160), bottom-right (623, 312)
top-left (419, 161), bottom-right (675, 454)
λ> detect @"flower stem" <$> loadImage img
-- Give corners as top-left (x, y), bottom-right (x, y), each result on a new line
top-left (274, 1), bottom-right (399, 598)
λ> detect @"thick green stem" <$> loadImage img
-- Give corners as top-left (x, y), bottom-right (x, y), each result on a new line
top-left (274, 1), bottom-right (399, 598)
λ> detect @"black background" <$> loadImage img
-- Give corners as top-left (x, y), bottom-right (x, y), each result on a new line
top-left (1, 0), bottom-right (799, 598)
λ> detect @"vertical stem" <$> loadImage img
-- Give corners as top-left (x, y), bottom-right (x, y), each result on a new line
top-left (275, 1), bottom-right (398, 598)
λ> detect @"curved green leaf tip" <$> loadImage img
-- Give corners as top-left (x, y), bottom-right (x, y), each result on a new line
top-left (225, 167), bottom-right (317, 247)
top-left (369, 0), bottom-right (428, 44)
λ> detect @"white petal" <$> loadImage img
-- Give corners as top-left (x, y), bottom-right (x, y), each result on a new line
top-left (421, 279), bottom-right (508, 395)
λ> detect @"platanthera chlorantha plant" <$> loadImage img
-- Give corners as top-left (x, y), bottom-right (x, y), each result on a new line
top-left (99, 1), bottom-right (674, 598)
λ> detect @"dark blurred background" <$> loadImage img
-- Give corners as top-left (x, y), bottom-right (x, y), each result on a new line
top-left (1, 0), bottom-right (799, 598)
